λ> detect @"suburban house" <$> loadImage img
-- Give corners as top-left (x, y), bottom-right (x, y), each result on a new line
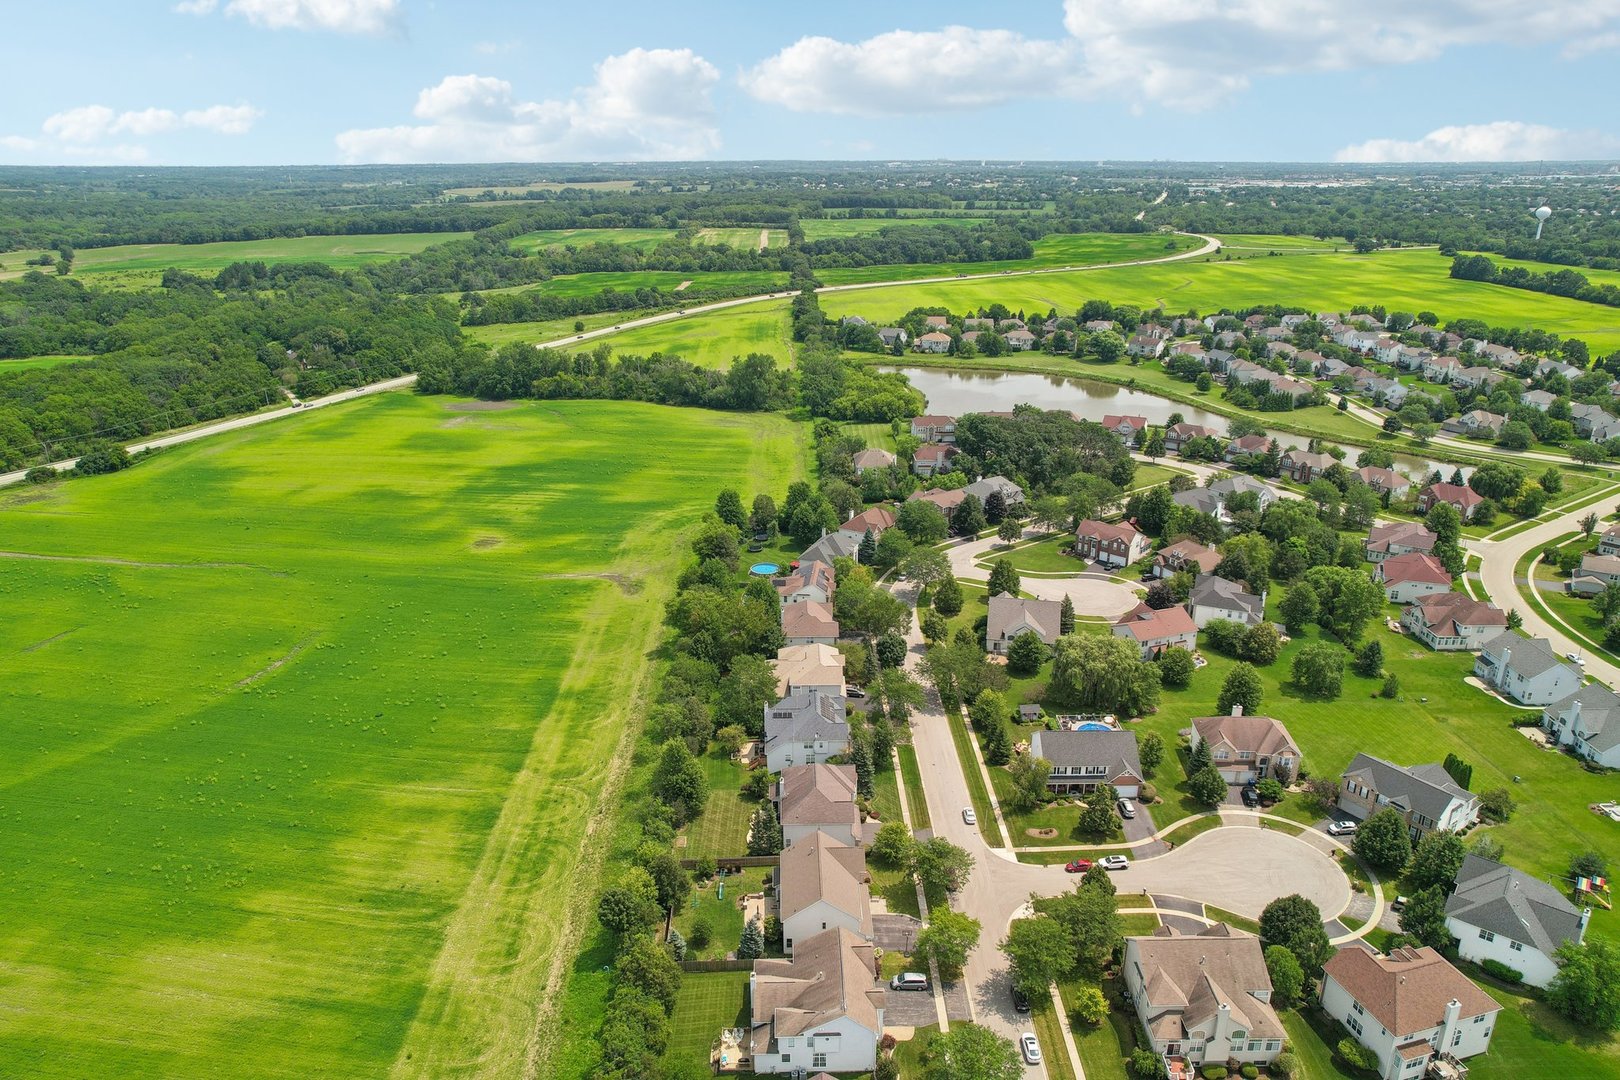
top-left (1355, 466), bottom-right (1412, 498)
top-left (777, 830), bottom-right (871, 955)
top-left (1100, 414), bottom-right (1150, 444)
top-left (909, 415), bottom-right (956, 443)
top-left (1208, 474), bottom-right (1277, 510)
top-left (772, 643), bottom-right (846, 696)
top-left (777, 560), bottom-right (835, 605)
top-left (1112, 603), bottom-right (1200, 659)
top-left (748, 927), bottom-right (884, 1075)
top-left (1189, 709), bottom-right (1300, 784)
top-left (836, 505), bottom-right (896, 547)
top-left (1281, 450), bottom-right (1337, 484)
top-left (911, 443), bottom-right (959, 477)
top-left (1417, 483), bottom-right (1483, 521)
top-left (1572, 402), bottom-right (1620, 442)
top-left (1520, 388), bottom-right (1558, 412)
top-left (1172, 487), bottom-right (1226, 521)
top-left (1365, 522), bottom-right (1437, 563)
top-left (781, 601), bottom-right (839, 646)
top-left (875, 327), bottom-right (907, 349)
top-left (907, 486), bottom-right (966, 513)
top-left (850, 447), bottom-right (896, 475)
top-left (1540, 683), bottom-right (1620, 768)
top-left (1128, 332), bottom-right (1167, 358)
top-left (1445, 409), bottom-right (1507, 438)
top-left (1600, 523), bottom-right (1620, 556)
top-left (1446, 854), bottom-right (1589, 988)
top-left (1569, 552), bottom-right (1620, 595)
top-left (1374, 552), bottom-right (1453, 604)
top-left (1004, 328), bottom-right (1037, 350)
top-left (1225, 434), bottom-right (1271, 462)
top-left (763, 690), bottom-right (850, 772)
top-left (776, 764), bottom-right (862, 848)
top-left (1122, 925), bottom-right (1286, 1071)
top-left (1366, 378), bottom-right (1410, 408)
top-left (964, 474), bottom-right (1025, 509)
top-left (1030, 729), bottom-right (1143, 797)
top-left (1153, 539), bottom-right (1221, 579)
top-left (1319, 946), bottom-right (1499, 1080)
top-left (913, 332), bottom-right (952, 354)
top-left (801, 529), bottom-right (861, 567)
top-left (985, 594), bottom-right (1063, 655)
top-left (1075, 519), bottom-right (1150, 568)
top-left (1338, 753), bottom-right (1480, 839)
top-left (1473, 631), bottom-right (1582, 706)
top-left (1400, 594), bottom-right (1507, 652)
top-left (1188, 573), bottom-right (1266, 628)
top-left (1166, 423), bottom-right (1221, 454)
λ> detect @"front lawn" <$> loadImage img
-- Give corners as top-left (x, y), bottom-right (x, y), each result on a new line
top-left (979, 530), bottom-right (1092, 576)
top-left (1061, 977), bottom-right (1134, 1080)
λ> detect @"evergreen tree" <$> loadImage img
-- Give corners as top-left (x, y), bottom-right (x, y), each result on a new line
top-left (859, 528), bottom-right (878, 564)
top-left (747, 800), bottom-right (782, 855)
top-left (1188, 737), bottom-right (1212, 773)
top-left (933, 574), bottom-right (964, 616)
top-left (987, 558), bottom-right (1022, 598)
top-left (738, 915), bottom-right (765, 960)
top-left (982, 718), bottom-right (1012, 766)
top-left (870, 714), bottom-right (895, 769)
top-left (1353, 639), bottom-right (1384, 679)
top-left (984, 490), bottom-right (1007, 524)
top-left (1060, 594), bottom-right (1076, 634)
top-left (850, 733), bottom-right (875, 799)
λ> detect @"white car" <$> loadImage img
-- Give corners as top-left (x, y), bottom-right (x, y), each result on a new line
top-left (1567, 651), bottom-right (1585, 665)
top-left (1327, 820), bottom-right (1358, 836)
top-left (1098, 855), bottom-right (1129, 871)
top-left (1117, 798), bottom-right (1137, 819)
top-left (962, 807), bottom-right (977, 825)
top-left (1020, 1033), bottom-right (1043, 1065)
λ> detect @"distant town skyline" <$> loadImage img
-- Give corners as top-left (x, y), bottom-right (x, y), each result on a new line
top-left (5, 0), bottom-right (1620, 166)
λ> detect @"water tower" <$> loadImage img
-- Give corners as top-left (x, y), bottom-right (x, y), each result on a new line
top-left (1533, 204), bottom-right (1552, 240)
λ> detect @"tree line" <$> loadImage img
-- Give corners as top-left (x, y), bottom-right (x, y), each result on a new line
top-left (1450, 254), bottom-right (1620, 308)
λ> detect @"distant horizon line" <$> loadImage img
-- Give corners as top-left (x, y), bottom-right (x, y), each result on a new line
top-left (3, 158), bottom-right (1620, 172)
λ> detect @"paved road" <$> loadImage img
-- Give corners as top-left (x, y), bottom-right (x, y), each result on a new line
top-left (944, 526), bottom-right (1140, 618)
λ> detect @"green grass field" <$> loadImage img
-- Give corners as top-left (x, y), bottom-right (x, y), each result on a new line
top-left (0, 232), bottom-right (471, 285)
top-left (798, 216), bottom-right (991, 239)
top-left (0, 354), bottom-right (87, 373)
top-left (818, 246), bottom-right (1620, 354)
top-left (664, 971), bottom-right (749, 1069)
top-left (694, 227), bottom-right (785, 250)
top-left (1208, 233), bottom-right (1353, 255)
top-left (596, 299), bottom-right (794, 367)
top-left (815, 232), bottom-right (1202, 286)
top-left (0, 393), bottom-right (804, 1079)
top-left (520, 269), bottom-right (788, 298)
top-left (509, 227), bottom-right (677, 253)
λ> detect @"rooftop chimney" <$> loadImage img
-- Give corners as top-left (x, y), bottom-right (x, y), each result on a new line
top-left (1232, 705), bottom-right (1244, 717)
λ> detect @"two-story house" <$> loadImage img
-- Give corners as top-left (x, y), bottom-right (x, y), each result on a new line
top-left (748, 928), bottom-right (884, 1075)
top-left (1075, 519), bottom-right (1150, 568)
top-left (909, 415), bottom-right (956, 443)
top-left (1338, 754), bottom-right (1480, 839)
top-left (772, 643), bottom-right (846, 696)
top-left (1100, 414), bottom-right (1150, 444)
top-left (1188, 708), bottom-right (1301, 784)
top-left (1153, 539), bottom-right (1221, 579)
top-left (1374, 552), bottom-right (1452, 604)
top-left (985, 593), bottom-right (1063, 656)
top-left (1365, 522), bottom-right (1437, 563)
top-left (1320, 946), bottom-right (1499, 1080)
top-left (1446, 854), bottom-right (1590, 988)
top-left (1417, 482), bottom-right (1483, 521)
top-left (1281, 450), bottom-right (1337, 484)
top-left (1112, 602), bottom-right (1200, 659)
top-left (776, 830), bottom-right (871, 955)
top-left (1473, 631), bottom-right (1582, 706)
top-left (1188, 573), bottom-right (1266, 628)
top-left (1400, 594), bottom-right (1507, 652)
top-left (776, 560), bottom-right (835, 606)
top-left (781, 600), bottom-right (839, 646)
top-left (1030, 729), bottom-right (1143, 798)
top-left (763, 690), bottom-right (850, 772)
top-left (1540, 683), bottom-right (1620, 768)
top-left (776, 764), bottom-right (862, 849)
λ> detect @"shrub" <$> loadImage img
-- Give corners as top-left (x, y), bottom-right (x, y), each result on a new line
top-left (688, 913), bottom-right (713, 949)
top-left (1202, 1067), bottom-right (1228, 1080)
top-left (24, 466), bottom-right (57, 484)
top-left (1271, 1052), bottom-right (1297, 1077)
top-left (1337, 1038), bottom-right (1374, 1070)
top-left (1240, 1066), bottom-right (1259, 1079)
top-left (1139, 782), bottom-right (1158, 803)
top-left (1129, 1047), bottom-right (1170, 1080)
top-left (1480, 958), bottom-right (1524, 984)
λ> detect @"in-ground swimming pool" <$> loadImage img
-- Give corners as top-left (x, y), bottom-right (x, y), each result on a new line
top-left (749, 563), bottom-right (780, 576)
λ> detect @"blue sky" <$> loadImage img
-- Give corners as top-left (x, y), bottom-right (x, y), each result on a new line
top-left (4, 0), bottom-right (1619, 165)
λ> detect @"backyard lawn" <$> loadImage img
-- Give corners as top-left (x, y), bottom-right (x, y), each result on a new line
top-left (683, 747), bottom-right (758, 861)
top-left (670, 867), bottom-right (774, 961)
top-left (664, 971), bottom-right (749, 1071)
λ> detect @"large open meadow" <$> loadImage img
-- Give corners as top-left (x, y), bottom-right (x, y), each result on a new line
top-left (0, 232), bottom-right (472, 285)
top-left (817, 246), bottom-right (1620, 353)
top-left (594, 298), bottom-right (795, 367)
top-left (0, 393), bottom-right (805, 1079)
top-left (813, 231), bottom-right (1203, 285)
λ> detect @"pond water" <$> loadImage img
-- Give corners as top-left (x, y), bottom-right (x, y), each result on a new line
top-left (888, 365), bottom-right (1463, 482)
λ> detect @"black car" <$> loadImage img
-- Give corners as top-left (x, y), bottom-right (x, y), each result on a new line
top-left (1241, 784), bottom-right (1260, 807)
top-left (1012, 986), bottom-right (1031, 1013)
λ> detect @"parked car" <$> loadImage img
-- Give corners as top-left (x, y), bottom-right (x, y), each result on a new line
top-left (844, 686), bottom-right (866, 699)
top-left (1117, 798), bottom-right (1137, 819)
top-left (1098, 855), bottom-right (1129, 871)
top-left (962, 807), bottom-right (977, 825)
top-left (1241, 785), bottom-right (1260, 808)
top-left (891, 972), bottom-right (929, 991)
top-left (1064, 858), bottom-right (1094, 874)
top-left (1327, 819), bottom-right (1358, 836)
top-left (1392, 895), bottom-right (1409, 912)
top-left (1012, 986), bottom-right (1031, 1013)
top-left (1020, 1033), bottom-right (1043, 1065)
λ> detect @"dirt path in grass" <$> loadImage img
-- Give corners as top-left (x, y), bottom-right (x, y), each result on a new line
top-left (674, 279), bottom-right (692, 291)
top-left (0, 549), bottom-right (279, 573)
top-left (757, 228), bottom-right (769, 251)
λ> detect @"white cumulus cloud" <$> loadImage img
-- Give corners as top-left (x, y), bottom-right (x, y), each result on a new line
top-left (179, 0), bottom-right (401, 35)
top-left (7, 102), bottom-right (263, 160)
top-left (183, 104), bottom-right (264, 134)
top-left (1335, 121), bottom-right (1620, 163)
top-left (335, 48), bottom-right (722, 163)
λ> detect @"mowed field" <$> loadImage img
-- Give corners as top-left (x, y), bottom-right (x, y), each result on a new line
top-left (694, 226), bottom-right (786, 249)
top-left (798, 216), bottom-right (990, 239)
top-left (0, 354), bottom-right (86, 373)
top-left (522, 269), bottom-right (788, 298)
top-left (816, 247), bottom-right (1620, 353)
top-left (510, 227), bottom-right (677, 253)
top-left (596, 298), bottom-right (795, 367)
top-left (0, 232), bottom-right (471, 285)
top-left (0, 393), bottom-right (805, 1079)
top-left (813, 231), bottom-right (1202, 285)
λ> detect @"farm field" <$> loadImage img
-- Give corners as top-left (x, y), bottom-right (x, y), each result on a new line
top-left (815, 231), bottom-right (1202, 286)
top-left (0, 393), bottom-right (805, 1080)
top-left (1207, 233), bottom-right (1353, 255)
top-left (798, 216), bottom-right (991, 238)
top-left (462, 310), bottom-right (632, 349)
top-left (694, 226), bottom-right (785, 249)
top-left (0, 232), bottom-right (471, 284)
top-left (524, 269), bottom-right (788, 298)
top-left (510, 226), bottom-right (677, 253)
top-left (817, 247), bottom-right (1620, 354)
top-left (594, 298), bottom-right (794, 367)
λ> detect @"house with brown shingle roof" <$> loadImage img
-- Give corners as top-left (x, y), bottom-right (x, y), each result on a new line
top-left (1153, 539), bottom-right (1221, 579)
top-left (1417, 482), bottom-right (1483, 521)
top-left (1355, 466), bottom-right (1411, 498)
top-left (1189, 708), bottom-right (1300, 784)
top-left (913, 331), bottom-right (952, 354)
top-left (777, 830), bottom-right (871, 955)
top-left (781, 600), bottom-right (839, 647)
top-left (836, 504), bottom-right (896, 546)
top-left (777, 560), bottom-right (835, 605)
top-left (1112, 602), bottom-right (1199, 658)
top-left (909, 414), bottom-right (955, 442)
top-left (1320, 946), bottom-right (1499, 1080)
top-left (1365, 522), bottom-right (1436, 563)
top-left (1165, 422), bottom-right (1221, 454)
top-left (1281, 449), bottom-right (1337, 484)
top-left (1122, 924), bottom-right (1287, 1070)
top-left (749, 927), bottom-right (884, 1075)
top-left (985, 593), bottom-right (1063, 655)
top-left (907, 486), bottom-right (966, 513)
top-left (775, 764), bottom-right (861, 848)
top-left (772, 643), bottom-right (846, 696)
top-left (1374, 552), bottom-right (1452, 603)
top-left (1075, 519), bottom-right (1149, 568)
top-left (1100, 414), bottom-right (1150, 443)
top-left (1400, 593), bottom-right (1505, 651)
top-left (850, 447), bottom-right (896, 475)
top-left (911, 443), bottom-right (958, 478)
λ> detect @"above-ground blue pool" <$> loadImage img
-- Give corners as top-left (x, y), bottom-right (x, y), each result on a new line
top-left (749, 563), bottom-right (780, 576)
top-left (1075, 722), bottom-right (1112, 731)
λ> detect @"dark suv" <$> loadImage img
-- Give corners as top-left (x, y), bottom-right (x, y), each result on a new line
top-left (1012, 986), bottom-right (1031, 1013)
top-left (1241, 784), bottom-right (1260, 807)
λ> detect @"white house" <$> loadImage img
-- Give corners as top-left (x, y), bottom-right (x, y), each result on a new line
top-left (776, 764), bottom-right (862, 848)
top-left (1446, 854), bottom-right (1589, 988)
top-left (1112, 602), bottom-right (1200, 659)
top-left (1338, 753), bottom-right (1480, 840)
top-left (1374, 552), bottom-right (1452, 604)
top-left (1365, 522), bottom-right (1437, 563)
top-left (1188, 573), bottom-right (1266, 628)
top-left (1320, 946), bottom-right (1500, 1080)
top-left (781, 600), bottom-right (839, 646)
top-left (1400, 594), bottom-right (1507, 652)
top-left (763, 690), bottom-right (850, 772)
top-left (749, 927), bottom-right (884, 1075)
top-left (1473, 632), bottom-right (1583, 706)
top-left (772, 643), bottom-right (846, 696)
top-left (1030, 729), bottom-right (1143, 798)
top-left (985, 593), bottom-right (1063, 655)
top-left (1540, 683), bottom-right (1620, 768)
top-left (776, 560), bottom-right (835, 606)
top-left (1188, 709), bottom-right (1301, 784)
top-left (1122, 925), bottom-right (1287, 1071)
top-left (776, 830), bottom-right (871, 955)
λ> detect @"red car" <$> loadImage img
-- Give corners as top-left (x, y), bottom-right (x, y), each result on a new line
top-left (1064, 859), bottom-right (1093, 874)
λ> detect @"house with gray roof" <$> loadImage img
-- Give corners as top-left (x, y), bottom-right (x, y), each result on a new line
top-left (1338, 753), bottom-right (1480, 839)
top-left (1473, 631), bottom-right (1582, 706)
top-left (1172, 486), bottom-right (1226, 521)
top-left (1188, 573), bottom-right (1265, 628)
top-left (1521, 388), bottom-right (1558, 412)
top-left (963, 474), bottom-right (1025, 508)
top-left (763, 689), bottom-right (850, 772)
top-left (749, 927), bottom-right (884, 1074)
top-left (985, 593), bottom-right (1062, 655)
top-left (799, 529), bottom-right (860, 567)
top-left (1541, 682), bottom-right (1620, 768)
top-left (1446, 854), bottom-right (1589, 987)
top-left (1030, 729), bottom-right (1143, 798)
top-left (776, 764), bottom-right (862, 848)
top-left (1208, 474), bottom-right (1277, 510)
